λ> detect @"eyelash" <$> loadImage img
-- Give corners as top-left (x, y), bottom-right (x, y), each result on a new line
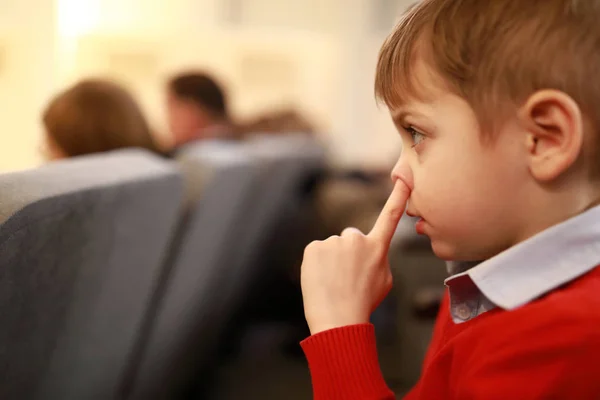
top-left (406, 126), bottom-right (426, 148)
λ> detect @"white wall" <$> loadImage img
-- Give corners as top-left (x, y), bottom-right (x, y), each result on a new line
top-left (0, 0), bottom-right (57, 171)
top-left (0, 0), bottom-right (411, 172)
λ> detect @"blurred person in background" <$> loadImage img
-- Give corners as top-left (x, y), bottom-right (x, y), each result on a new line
top-left (42, 79), bottom-right (160, 160)
top-left (166, 71), bottom-right (233, 154)
top-left (236, 108), bottom-right (317, 137)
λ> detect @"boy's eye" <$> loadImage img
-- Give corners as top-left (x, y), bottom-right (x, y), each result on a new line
top-left (406, 126), bottom-right (426, 148)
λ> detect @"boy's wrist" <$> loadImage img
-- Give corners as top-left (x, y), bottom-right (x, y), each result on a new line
top-left (308, 317), bottom-right (370, 335)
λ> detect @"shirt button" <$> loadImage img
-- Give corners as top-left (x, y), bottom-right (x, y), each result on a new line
top-left (455, 304), bottom-right (472, 321)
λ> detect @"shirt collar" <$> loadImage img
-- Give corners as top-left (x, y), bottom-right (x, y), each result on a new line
top-left (445, 205), bottom-right (600, 320)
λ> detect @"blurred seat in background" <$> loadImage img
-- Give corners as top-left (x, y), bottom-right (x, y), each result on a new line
top-left (224, 133), bottom-right (326, 339)
top-left (0, 149), bottom-right (183, 400)
top-left (314, 168), bottom-right (390, 235)
top-left (126, 140), bottom-right (264, 400)
top-left (127, 134), bottom-right (325, 399)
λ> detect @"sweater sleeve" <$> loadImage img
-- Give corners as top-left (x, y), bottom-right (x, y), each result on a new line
top-left (300, 324), bottom-right (395, 400)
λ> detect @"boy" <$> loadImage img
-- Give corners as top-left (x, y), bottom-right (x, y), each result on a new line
top-left (299, 0), bottom-right (600, 399)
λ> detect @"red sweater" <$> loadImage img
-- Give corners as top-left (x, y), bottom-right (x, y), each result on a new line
top-left (301, 267), bottom-right (600, 399)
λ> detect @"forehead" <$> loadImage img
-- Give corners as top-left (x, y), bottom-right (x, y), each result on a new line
top-left (386, 57), bottom-right (452, 114)
top-left (389, 85), bottom-right (482, 139)
top-left (382, 53), bottom-right (451, 109)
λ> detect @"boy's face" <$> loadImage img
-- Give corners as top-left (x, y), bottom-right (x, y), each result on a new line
top-left (390, 74), bottom-right (531, 261)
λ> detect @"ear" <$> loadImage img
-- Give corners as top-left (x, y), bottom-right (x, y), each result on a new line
top-left (519, 90), bottom-right (584, 182)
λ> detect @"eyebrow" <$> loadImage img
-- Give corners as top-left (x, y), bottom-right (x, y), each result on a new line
top-left (391, 106), bottom-right (432, 128)
top-left (391, 109), bottom-right (423, 131)
top-left (391, 111), bottom-right (409, 130)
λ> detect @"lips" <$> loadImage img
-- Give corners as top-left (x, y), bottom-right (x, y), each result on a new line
top-left (405, 208), bottom-right (425, 234)
top-left (415, 218), bottom-right (426, 235)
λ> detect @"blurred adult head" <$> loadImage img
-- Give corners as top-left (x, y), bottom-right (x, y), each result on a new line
top-left (166, 71), bottom-right (230, 147)
top-left (42, 79), bottom-right (158, 159)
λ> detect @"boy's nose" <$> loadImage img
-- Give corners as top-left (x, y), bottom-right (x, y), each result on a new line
top-left (391, 155), bottom-right (414, 190)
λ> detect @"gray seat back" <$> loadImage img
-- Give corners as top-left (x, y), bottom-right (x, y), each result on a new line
top-left (0, 149), bottom-right (183, 400)
top-left (128, 141), bottom-right (265, 399)
top-left (221, 134), bottom-right (326, 344)
top-left (129, 136), bottom-right (326, 399)
top-left (232, 134), bottom-right (326, 287)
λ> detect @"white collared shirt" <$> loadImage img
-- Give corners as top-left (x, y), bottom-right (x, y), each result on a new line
top-left (445, 205), bottom-right (600, 323)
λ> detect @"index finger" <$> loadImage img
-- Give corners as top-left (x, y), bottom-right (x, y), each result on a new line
top-left (368, 179), bottom-right (411, 246)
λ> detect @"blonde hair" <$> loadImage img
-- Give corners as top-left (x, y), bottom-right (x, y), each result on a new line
top-left (43, 79), bottom-right (160, 157)
top-left (375, 0), bottom-right (600, 137)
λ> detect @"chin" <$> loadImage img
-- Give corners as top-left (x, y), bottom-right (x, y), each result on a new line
top-left (430, 240), bottom-right (476, 262)
top-left (432, 238), bottom-right (505, 263)
top-left (428, 240), bottom-right (452, 260)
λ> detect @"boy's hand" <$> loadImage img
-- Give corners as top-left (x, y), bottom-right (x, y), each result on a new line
top-left (301, 180), bottom-right (411, 335)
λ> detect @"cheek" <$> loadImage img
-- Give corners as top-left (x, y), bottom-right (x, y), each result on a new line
top-left (414, 172), bottom-right (474, 225)
top-left (413, 151), bottom-right (524, 260)
top-left (414, 174), bottom-right (504, 260)
top-left (413, 137), bottom-right (514, 211)
top-left (412, 148), bottom-right (473, 216)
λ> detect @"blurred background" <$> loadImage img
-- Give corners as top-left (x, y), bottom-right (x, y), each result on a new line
top-left (0, 1), bottom-right (450, 399)
top-left (0, 0), bottom-right (417, 172)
